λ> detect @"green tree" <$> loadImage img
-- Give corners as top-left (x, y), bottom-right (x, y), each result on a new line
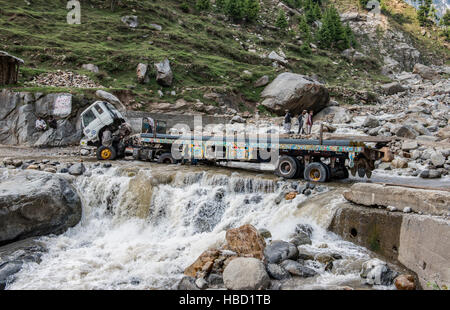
top-left (440, 9), bottom-right (450, 26)
top-left (344, 22), bottom-right (357, 47)
top-left (220, 0), bottom-right (260, 22)
top-left (316, 6), bottom-right (351, 50)
top-left (275, 9), bottom-right (289, 31)
top-left (245, 0), bottom-right (260, 22)
top-left (298, 15), bottom-right (312, 43)
top-left (196, 0), bottom-right (211, 11)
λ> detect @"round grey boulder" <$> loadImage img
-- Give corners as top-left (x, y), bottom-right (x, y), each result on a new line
top-left (264, 240), bottom-right (299, 264)
top-left (223, 257), bottom-right (270, 290)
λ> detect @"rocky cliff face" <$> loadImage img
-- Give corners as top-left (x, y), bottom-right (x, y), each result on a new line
top-left (0, 90), bottom-right (84, 147)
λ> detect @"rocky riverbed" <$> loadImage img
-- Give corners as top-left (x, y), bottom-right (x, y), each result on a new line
top-left (0, 150), bottom-right (447, 290)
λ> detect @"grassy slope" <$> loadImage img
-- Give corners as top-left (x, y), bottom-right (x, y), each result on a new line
top-left (0, 0), bottom-right (448, 111)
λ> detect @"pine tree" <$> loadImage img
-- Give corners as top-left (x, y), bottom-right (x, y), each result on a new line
top-left (298, 15), bottom-right (312, 43)
top-left (196, 0), bottom-right (211, 11)
top-left (313, 2), bottom-right (322, 21)
top-left (344, 23), bottom-right (356, 48)
top-left (441, 10), bottom-right (450, 26)
top-left (275, 9), bottom-right (289, 31)
top-left (316, 6), bottom-right (352, 51)
top-left (245, 0), bottom-right (260, 22)
top-left (224, 0), bottom-right (246, 20)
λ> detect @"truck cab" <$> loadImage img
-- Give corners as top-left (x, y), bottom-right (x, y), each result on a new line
top-left (80, 101), bottom-right (125, 145)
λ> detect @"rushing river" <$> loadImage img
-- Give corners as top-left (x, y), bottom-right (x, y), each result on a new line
top-left (7, 165), bottom-right (396, 290)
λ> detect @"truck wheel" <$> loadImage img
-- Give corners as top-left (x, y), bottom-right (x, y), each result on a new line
top-left (304, 162), bottom-right (328, 183)
top-left (158, 153), bottom-right (176, 164)
top-left (97, 146), bottom-right (117, 160)
top-left (275, 156), bottom-right (298, 179)
top-left (294, 158), bottom-right (305, 179)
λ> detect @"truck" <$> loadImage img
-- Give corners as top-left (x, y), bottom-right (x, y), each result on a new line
top-left (80, 101), bottom-right (386, 183)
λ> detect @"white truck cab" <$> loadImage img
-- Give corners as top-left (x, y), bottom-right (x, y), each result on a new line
top-left (80, 101), bottom-right (125, 144)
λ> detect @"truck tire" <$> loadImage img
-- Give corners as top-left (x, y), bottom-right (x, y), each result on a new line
top-left (294, 158), bottom-right (305, 179)
top-left (304, 162), bottom-right (328, 183)
top-left (97, 146), bottom-right (117, 160)
top-left (333, 166), bottom-right (349, 180)
top-left (275, 156), bottom-right (298, 179)
top-left (158, 153), bottom-right (176, 164)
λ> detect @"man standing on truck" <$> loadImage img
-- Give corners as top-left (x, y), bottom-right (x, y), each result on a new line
top-left (284, 110), bottom-right (292, 134)
top-left (297, 110), bottom-right (306, 135)
top-left (143, 117), bottom-right (155, 134)
top-left (306, 110), bottom-right (314, 135)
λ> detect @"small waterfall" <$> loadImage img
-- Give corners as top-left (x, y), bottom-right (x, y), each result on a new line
top-left (7, 166), bottom-right (377, 290)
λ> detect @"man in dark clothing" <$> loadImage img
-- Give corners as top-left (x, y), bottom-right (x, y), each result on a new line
top-left (283, 110), bottom-right (292, 133)
top-left (48, 116), bottom-right (57, 130)
top-left (297, 111), bottom-right (306, 135)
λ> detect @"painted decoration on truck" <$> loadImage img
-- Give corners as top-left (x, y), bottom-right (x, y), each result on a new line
top-left (141, 137), bottom-right (364, 154)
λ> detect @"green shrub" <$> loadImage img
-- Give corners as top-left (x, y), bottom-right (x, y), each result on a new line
top-left (275, 9), bottom-right (289, 30)
top-left (195, 0), bottom-right (211, 11)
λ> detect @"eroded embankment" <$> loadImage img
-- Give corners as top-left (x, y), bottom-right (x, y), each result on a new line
top-left (331, 184), bottom-right (450, 290)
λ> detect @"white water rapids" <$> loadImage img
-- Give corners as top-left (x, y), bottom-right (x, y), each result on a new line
top-left (7, 166), bottom-right (385, 290)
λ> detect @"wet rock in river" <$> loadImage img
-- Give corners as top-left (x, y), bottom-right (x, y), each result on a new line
top-left (223, 257), bottom-right (270, 290)
top-left (419, 169), bottom-right (441, 179)
top-left (394, 274), bottom-right (416, 290)
top-left (280, 260), bottom-right (317, 278)
top-left (258, 228), bottom-right (272, 239)
top-left (291, 223), bottom-right (313, 245)
top-left (360, 258), bottom-right (398, 286)
top-left (206, 273), bottom-right (223, 286)
top-left (264, 240), bottom-right (299, 264)
top-left (68, 163), bottom-right (86, 176)
top-left (226, 224), bottom-right (266, 260)
top-left (266, 263), bottom-right (291, 280)
top-left (177, 276), bottom-right (200, 290)
top-left (0, 261), bottom-right (22, 290)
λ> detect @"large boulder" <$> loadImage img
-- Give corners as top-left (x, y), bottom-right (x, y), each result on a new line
top-left (362, 115), bottom-right (380, 128)
top-left (260, 73), bottom-right (330, 116)
top-left (155, 58), bottom-right (173, 87)
top-left (34, 119), bottom-right (81, 147)
top-left (121, 15), bottom-right (138, 28)
top-left (393, 125), bottom-right (419, 139)
top-left (95, 90), bottom-right (122, 107)
top-left (35, 93), bottom-right (72, 118)
top-left (225, 224), bottom-right (266, 260)
top-left (0, 170), bottom-right (82, 245)
top-left (223, 257), bottom-right (270, 290)
top-left (381, 82), bottom-right (406, 95)
top-left (136, 63), bottom-right (149, 84)
top-left (313, 106), bottom-right (352, 124)
top-left (413, 64), bottom-right (438, 80)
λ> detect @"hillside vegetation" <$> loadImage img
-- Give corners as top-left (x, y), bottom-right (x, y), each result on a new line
top-left (0, 0), bottom-right (448, 112)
